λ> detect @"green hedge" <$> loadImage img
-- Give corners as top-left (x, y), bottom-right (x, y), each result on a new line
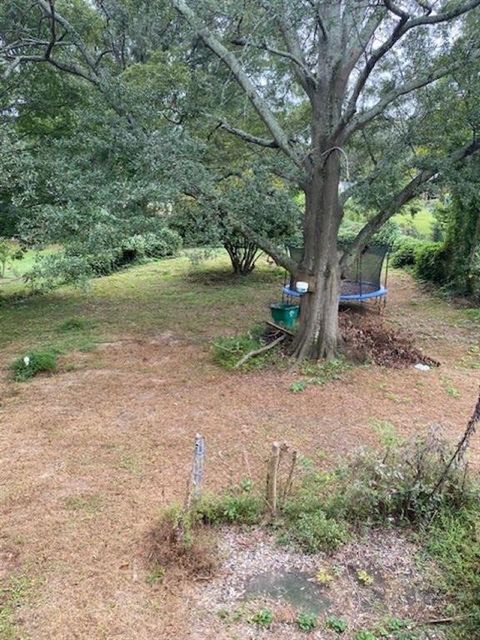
top-left (414, 242), bottom-right (450, 284)
top-left (391, 237), bottom-right (423, 268)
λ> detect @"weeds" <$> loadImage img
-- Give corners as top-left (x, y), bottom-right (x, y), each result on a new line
top-left (58, 317), bottom-right (94, 332)
top-left (146, 566), bottom-right (165, 586)
top-left (326, 616), bottom-right (347, 633)
top-left (424, 506), bottom-right (480, 637)
top-left (148, 506), bottom-right (219, 578)
top-left (356, 569), bottom-right (374, 586)
top-left (354, 631), bottom-right (376, 640)
top-left (250, 608), bottom-right (273, 627)
top-left (290, 358), bottom-right (351, 393)
top-left (279, 509), bottom-right (348, 553)
top-left (196, 483), bottom-right (264, 526)
top-left (441, 376), bottom-right (460, 399)
top-left (10, 349), bottom-right (58, 381)
top-left (212, 325), bottom-right (280, 370)
top-left (0, 575), bottom-right (31, 640)
top-left (296, 611), bottom-right (317, 631)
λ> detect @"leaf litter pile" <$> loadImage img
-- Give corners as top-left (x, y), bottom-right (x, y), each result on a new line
top-left (338, 308), bottom-right (439, 368)
top-left (266, 307), bottom-right (439, 368)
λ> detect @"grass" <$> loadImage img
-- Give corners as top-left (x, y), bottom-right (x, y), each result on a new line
top-left (0, 575), bottom-right (32, 639)
top-left (0, 251), bottom-right (282, 356)
top-left (10, 349), bottom-right (58, 381)
top-left (64, 494), bottom-right (103, 514)
top-left (0, 247), bottom-right (59, 296)
top-left (392, 207), bottom-right (435, 239)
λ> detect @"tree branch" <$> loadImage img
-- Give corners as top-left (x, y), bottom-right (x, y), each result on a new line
top-left (229, 217), bottom-right (298, 273)
top-left (263, 1), bottom-right (317, 98)
top-left (171, 0), bottom-right (304, 169)
top-left (231, 36), bottom-right (316, 95)
top-left (345, 51), bottom-right (480, 137)
top-left (342, 138), bottom-right (480, 264)
top-left (214, 119), bottom-right (279, 148)
top-left (341, 0), bottom-right (480, 132)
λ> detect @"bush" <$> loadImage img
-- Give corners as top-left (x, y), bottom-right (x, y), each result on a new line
top-left (414, 242), bottom-right (450, 284)
top-left (196, 482), bottom-right (264, 526)
top-left (10, 350), bottom-right (57, 381)
top-left (143, 228), bottom-right (182, 258)
top-left (391, 237), bottom-right (423, 268)
top-left (83, 250), bottom-right (119, 276)
top-left (25, 253), bottom-right (92, 290)
top-left (67, 229), bottom-right (182, 277)
top-left (281, 509), bottom-right (348, 553)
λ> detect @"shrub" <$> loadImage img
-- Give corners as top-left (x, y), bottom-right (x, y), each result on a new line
top-left (83, 250), bottom-right (119, 276)
top-left (282, 509), bottom-right (348, 553)
top-left (391, 237), bottom-right (423, 268)
top-left (414, 242), bottom-right (449, 284)
top-left (68, 229), bottom-right (182, 277)
top-left (118, 234), bottom-right (147, 265)
top-left (10, 350), bottom-right (57, 381)
top-left (143, 228), bottom-right (182, 258)
top-left (196, 482), bottom-right (264, 526)
top-left (24, 253), bottom-right (92, 290)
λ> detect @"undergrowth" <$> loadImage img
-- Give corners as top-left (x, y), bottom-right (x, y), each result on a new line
top-left (10, 349), bottom-right (58, 381)
top-left (212, 325), bottom-right (281, 370)
top-left (150, 427), bottom-right (480, 638)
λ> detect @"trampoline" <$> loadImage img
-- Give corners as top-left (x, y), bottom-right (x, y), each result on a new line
top-left (282, 243), bottom-right (390, 303)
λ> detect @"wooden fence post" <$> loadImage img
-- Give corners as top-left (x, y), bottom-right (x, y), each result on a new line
top-left (266, 441), bottom-right (281, 517)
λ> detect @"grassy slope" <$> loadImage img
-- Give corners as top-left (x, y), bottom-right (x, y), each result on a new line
top-left (0, 251), bottom-right (284, 356)
top-left (392, 208), bottom-right (435, 239)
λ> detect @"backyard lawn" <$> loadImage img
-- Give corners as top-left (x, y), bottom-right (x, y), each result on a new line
top-left (0, 252), bottom-right (479, 639)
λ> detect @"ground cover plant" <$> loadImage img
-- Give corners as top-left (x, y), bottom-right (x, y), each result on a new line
top-left (10, 349), bottom-right (57, 381)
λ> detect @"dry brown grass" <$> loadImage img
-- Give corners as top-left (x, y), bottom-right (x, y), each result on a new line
top-left (147, 510), bottom-right (220, 579)
top-left (0, 269), bottom-right (479, 639)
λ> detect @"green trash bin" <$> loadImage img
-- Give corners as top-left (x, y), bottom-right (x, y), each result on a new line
top-left (270, 302), bottom-right (300, 328)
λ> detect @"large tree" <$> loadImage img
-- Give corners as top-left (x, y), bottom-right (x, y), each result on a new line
top-left (167, 0), bottom-right (480, 359)
top-left (2, 1), bottom-right (480, 359)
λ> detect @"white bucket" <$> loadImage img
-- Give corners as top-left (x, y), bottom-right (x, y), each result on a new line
top-left (295, 281), bottom-right (309, 294)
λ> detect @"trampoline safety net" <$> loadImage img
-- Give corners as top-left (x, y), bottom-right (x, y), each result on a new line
top-left (286, 243), bottom-right (389, 300)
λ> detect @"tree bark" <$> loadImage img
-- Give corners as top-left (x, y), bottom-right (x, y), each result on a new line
top-left (291, 150), bottom-right (342, 361)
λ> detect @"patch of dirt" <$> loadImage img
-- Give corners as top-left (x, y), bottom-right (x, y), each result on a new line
top-left (0, 272), bottom-right (478, 639)
top-left (190, 527), bottom-right (446, 639)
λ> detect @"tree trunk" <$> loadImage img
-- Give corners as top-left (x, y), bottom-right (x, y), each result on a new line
top-left (290, 150), bottom-right (342, 361)
top-left (224, 239), bottom-right (260, 274)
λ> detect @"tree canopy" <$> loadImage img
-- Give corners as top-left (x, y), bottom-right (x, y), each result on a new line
top-left (1, 0), bottom-right (480, 357)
